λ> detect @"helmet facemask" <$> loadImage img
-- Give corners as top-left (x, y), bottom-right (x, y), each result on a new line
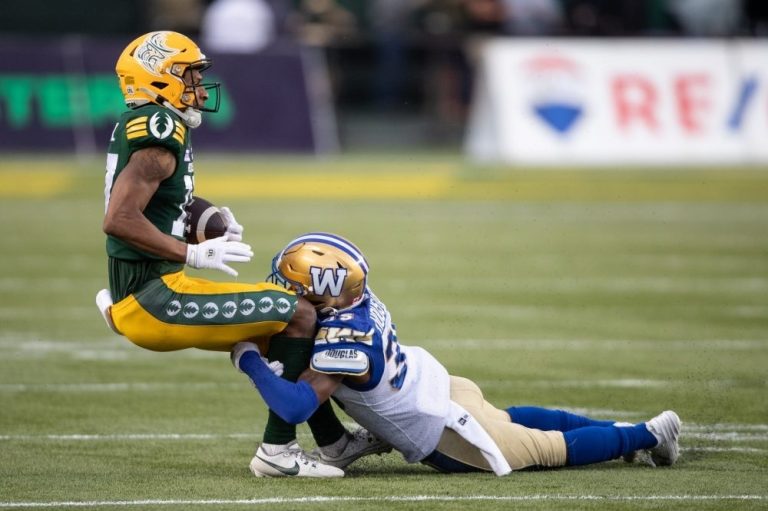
top-left (173, 60), bottom-right (221, 114)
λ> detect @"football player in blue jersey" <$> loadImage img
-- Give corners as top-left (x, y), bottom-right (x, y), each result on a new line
top-left (231, 232), bottom-right (681, 474)
top-left (96, 32), bottom-right (386, 477)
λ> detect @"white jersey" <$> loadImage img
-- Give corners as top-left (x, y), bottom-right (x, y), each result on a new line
top-left (310, 290), bottom-right (451, 462)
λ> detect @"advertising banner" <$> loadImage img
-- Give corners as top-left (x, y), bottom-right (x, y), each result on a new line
top-left (0, 37), bottom-right (336, 153)
top-left (466, 39), bottom-right (768, 165)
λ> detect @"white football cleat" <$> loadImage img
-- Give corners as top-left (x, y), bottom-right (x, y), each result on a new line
top-left (645, 410), bottom-right (681, 466)
top-left (249, 442), bottom-right (344, 478)
top-left (622, 448), bottom-right (657, 467)
top-left (311, 427), bottom-right (392, 469)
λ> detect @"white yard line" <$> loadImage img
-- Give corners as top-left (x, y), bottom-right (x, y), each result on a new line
top-left (0, 382), bottom-right (240, 392)
top-left (683, 432), bottom-right (768, 442)
top-left (476, 379), bottom-right (673, 389)
top-left (0, 377), bottom-right (758, 393)
top-left (0, 337), bottom-right (765, 362)
top-left (683, 446), bottom-right (767, 453)
top-left (2, 426), bottom-right (766, 446)
top-left (2, 338), bottom-right (766, 354)
top-left (0, 495), bottom-right (765, 508)
top-left (0, 378), bottom-right (756, 393)
top-left (686, 423), bottom-right (768, 431)
top-left (422, 338), bottom-right (768, 351)
top-left (0, 433), bottom-right (259, 441)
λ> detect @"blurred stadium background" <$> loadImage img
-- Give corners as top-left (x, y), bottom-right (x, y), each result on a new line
top-left (1, 1), bottom-right (767, 509)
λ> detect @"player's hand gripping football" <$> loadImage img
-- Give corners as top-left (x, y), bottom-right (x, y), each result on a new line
top-left (219, 206), bottom-right (244, 242)
top-left (231, 341), bottom-right (284, 377)
top-left (186, 235), bottom-right (253, 277)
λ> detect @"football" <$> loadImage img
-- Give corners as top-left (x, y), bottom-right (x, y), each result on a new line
top-left (184, 196), bottom-right (229, 244)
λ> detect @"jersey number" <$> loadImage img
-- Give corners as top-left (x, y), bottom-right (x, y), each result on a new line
top-left (104, 149), bottom-right (194, 237)
top-left (385, 328), bottom-right (407, 390)
top-left (171, 174), bottom-right (194, 237)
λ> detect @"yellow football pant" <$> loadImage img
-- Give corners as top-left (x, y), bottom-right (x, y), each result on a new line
top-left (110, 271), bottom-right (296, 352)
top-left (434, 376), bottom-right (568, 471)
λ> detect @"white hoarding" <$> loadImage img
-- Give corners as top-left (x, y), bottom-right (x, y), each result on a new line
top-left (466, 39), bottom-right (768, 165)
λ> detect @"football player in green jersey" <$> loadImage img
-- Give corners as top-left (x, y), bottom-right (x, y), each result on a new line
top-left (97, 31), bottom-right (387, 477)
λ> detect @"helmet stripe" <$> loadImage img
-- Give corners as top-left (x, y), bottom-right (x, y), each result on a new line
top-left (288, 232), bottom-right (369, 274)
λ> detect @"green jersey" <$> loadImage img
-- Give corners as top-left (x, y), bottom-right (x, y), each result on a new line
top-left (104, 104), bottom-right (194, 300)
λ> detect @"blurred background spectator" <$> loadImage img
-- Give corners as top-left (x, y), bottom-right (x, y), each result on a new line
top-left (370, 0), bottom-right (416, 111)
top-left (665, 0), bottom-right (743, 37)
top-left (500, 0), bottom-right (565, 35)
top-left (149, 0), bottom-right (206, 34)
top-left (201, 0), bottom-right (277, 53)
top-left (563, 0), bottom-right (664, 36)
top-left (0, 0), bottom-right (763, 151)
top-left (745, 0), bottom-right (768, 35)
top-left (289, 0), bottom-right (361, 47)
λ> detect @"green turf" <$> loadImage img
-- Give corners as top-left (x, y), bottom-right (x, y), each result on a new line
top-left (0, 154), bottom-right (766, 510)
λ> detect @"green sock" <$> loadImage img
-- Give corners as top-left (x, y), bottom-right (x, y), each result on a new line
top-left (261, 336), bottom-right (347, 447)
top-left (307, 400), bottom-right (347, 447)
top-left (262, 336), bottom-right (313, 445)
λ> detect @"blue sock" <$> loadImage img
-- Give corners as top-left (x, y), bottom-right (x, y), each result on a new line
top-left (563, 424), bottom-right (658, 466)
top-left (507, 406), bottom-right (616, 431)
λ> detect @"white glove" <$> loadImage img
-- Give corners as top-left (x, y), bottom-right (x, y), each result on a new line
top-left (266, 359), bottom-right (285, 377)
top-left (186, 235), bottom-right (253, 277)
top-left (231, 341), bottom-right (284, 377)
top-left (219, 206), bottom-right (244, 242)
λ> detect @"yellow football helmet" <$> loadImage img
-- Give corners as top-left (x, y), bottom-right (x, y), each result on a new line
top-left (115, 31), bottom-right (220, 128)
top-left (268, 233), bottom-right (369, 312)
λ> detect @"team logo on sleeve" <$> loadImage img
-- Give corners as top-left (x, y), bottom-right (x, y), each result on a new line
top-left (149, 112), bottom-right (174, 139)
top-left (222, 301), bottom-right (237, 319)
top-left (258, 297), bottom-right (274, 313)
top-left (275, 298), bottom-right (292, 314)
top-left (202, 302), bottom-right (219, 319)
top-left (166, 300), bottom-right (182, 317)
top-left (310, 267), bottom-right (348, 297)
top-left (240, 299), bottom-right (255, 316)
top-left (182, 302), bottom-right (199, 318)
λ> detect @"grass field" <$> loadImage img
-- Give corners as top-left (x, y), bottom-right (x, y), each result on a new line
top-left (1, 154), bottom-right (767, 510)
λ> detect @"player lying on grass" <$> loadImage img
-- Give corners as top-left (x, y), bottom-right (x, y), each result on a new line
top-left (96, 31), bottom-right (386, 477)
top-left (231, 232), bottom-right (681, 475)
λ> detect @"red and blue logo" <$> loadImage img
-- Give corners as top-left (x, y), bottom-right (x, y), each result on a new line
top-left (524, 55), bottom-right (585, 135)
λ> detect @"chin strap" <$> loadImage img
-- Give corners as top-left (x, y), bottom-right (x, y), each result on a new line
top-left (138, 87), bottom-right (202, 129)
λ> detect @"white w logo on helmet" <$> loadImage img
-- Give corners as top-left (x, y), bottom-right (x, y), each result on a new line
top-left (310, 267), bottom-right (348, 297)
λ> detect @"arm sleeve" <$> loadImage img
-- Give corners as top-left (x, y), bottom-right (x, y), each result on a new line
top-left (239, 351), bottom-right (320, 424)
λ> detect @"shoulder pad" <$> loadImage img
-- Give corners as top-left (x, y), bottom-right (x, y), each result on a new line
top-left (311, 348), bottom-right (369, 376)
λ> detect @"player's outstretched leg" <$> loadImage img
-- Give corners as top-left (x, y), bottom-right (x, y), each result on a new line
top-left (506, 405), bottom-right (653, 463)
top-left (563, 410), bottom-right (681, 467)
top-left (507, 406), bottom-right (617, 431)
